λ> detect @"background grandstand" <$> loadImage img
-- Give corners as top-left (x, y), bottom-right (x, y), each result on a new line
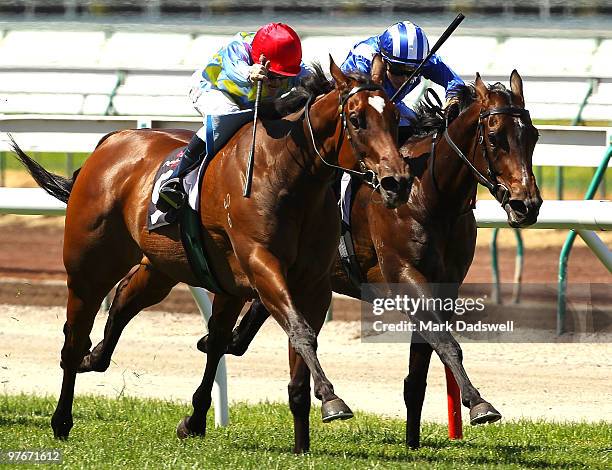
top-left (1, 1), bottom-right (612, 18)
top-left (1, 2), bottom-right (612, 123)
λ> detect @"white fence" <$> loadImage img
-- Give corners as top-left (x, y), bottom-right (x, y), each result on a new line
top-left (2, 114), bottom-right (611, 167)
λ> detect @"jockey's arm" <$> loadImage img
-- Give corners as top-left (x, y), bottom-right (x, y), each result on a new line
top-left (421, 54), bottom-right (465, 99)
top-left (340, 53), bottom-right (372, 76)
top-left (216, 40), bottom-right (254, 89)
top-left (396, 100), bottom-right (418, 128)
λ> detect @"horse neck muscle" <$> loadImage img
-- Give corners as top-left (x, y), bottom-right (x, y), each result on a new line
top-left (419, 106), bottom-right (480, 216)
top-left (300, 91), bottom-right (343, 178)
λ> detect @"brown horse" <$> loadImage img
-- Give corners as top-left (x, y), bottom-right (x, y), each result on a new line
top-left (11, 57), bottom-right (411, 450)
top-left (195, 70), bottom-right (542, 449)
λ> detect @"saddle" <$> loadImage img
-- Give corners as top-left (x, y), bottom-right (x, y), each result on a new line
top-left (147, 109), bottom-right (254, 293)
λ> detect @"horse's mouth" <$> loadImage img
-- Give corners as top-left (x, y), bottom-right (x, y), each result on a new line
top-left (504, 199), bottom-right (540, 228)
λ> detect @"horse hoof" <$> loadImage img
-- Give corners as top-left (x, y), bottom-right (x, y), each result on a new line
top-left (77, 354), bottom-right (108, 373)
top-left (176, 417), bottom-right (192, 439)
top-left (51, 416), bottom-right (72, 440)
top-left (321, 398), bottom-right (353, 423)
top-left (407, 442), bottom-right (420, 450)
top-left (176, 417), bottom-right (205, 439)
top-left (196, 335), bottom-right (209, 353)
top-left (197, 334), bottom-right (240, 356)
top-left (470, 402), bottom-right (502, 425)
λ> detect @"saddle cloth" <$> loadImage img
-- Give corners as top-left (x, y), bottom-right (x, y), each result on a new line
top-left (148, 109), bottom-right (254, 231)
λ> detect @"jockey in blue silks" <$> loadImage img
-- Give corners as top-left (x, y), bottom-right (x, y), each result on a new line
top-left (341, 21), bottom-right (464, 139)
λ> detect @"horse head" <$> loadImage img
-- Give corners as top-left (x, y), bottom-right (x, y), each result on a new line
top-left (329, 55), bottom-right (412, 208)
top-left (470, 70), bottom-right (542, 227)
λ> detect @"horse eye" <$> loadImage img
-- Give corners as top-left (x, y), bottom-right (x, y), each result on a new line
top-left (349, 113), bottom-right (360, 129)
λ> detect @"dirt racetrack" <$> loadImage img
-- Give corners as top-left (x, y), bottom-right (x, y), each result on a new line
top-left (0, 216), bottom-right (611, 424)
top-left (0, 215), bottom-right (610, 310)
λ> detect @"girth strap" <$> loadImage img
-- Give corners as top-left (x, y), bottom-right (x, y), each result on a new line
top-left (338, 226), bottom-right (363, 288)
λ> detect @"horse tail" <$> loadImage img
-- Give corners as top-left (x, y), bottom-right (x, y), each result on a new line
top-left (8, 134), bottom-right (74, 204)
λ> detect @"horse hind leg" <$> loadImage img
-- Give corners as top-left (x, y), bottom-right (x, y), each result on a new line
top-left (78, 258), bottom-right (177, 373)
top-left (52, 274), bottom-right (120, 439)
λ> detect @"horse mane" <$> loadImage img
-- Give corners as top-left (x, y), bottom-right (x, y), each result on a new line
top-left (409, 81), bottom-right (512, 138)
top-left (260, 62), bottom-right (378, 119)
top-left (259, 62), bottom-right (334, 119)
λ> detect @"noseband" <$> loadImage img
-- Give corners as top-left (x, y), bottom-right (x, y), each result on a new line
top-left (442, 103), bottom-right (531, 207)
top-left (304, 83), bottom-right (386, 188)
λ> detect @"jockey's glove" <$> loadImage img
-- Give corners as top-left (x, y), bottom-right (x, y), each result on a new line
top-left (445, 96), bottom-right (461, 109)
top-left (248, 55), bottom-right (271, 83)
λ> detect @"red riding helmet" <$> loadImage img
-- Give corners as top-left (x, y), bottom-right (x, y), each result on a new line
top-left (250, 23), bottom-right (302, 76)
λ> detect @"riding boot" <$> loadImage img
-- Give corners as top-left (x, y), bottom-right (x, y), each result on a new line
top-left (157, 134), bottom-right (206, 211)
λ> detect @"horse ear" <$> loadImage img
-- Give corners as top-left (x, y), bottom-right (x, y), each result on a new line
top-left (329, 54), bottom-right (349, 91)
top-left (474, 72), bottom-right (488, 102)
top-left (510, 69), bottom-right (525, 107)
top-left (371, 54), bottom-right (385, 85)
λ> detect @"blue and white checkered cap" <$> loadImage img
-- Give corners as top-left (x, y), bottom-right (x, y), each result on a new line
top-left (377, 21), bottom-right (430, 65)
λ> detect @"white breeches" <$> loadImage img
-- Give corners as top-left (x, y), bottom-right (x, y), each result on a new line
top-left (189, 82), bottom-right (241, 141)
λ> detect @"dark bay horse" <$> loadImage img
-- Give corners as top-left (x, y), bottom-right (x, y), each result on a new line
top-left (196, 70), bottom-right (542, 449)
top-left (11, 57), bottom-right (411, 450)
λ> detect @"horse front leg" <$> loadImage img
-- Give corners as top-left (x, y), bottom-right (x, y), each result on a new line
top-left (197, 298), bottom-right (270, 356)
top-left (245, 247), bottom-right (353, 425)
top-left (288, 345), bottom-right (311, 453)
top-left (404, 334), bottom-right (433, 448)
top-left (177, 294), bottom-right (244, 438)
top-left (392, 266), bottom-right (501, 430)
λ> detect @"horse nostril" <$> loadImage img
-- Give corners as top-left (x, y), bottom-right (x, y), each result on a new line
top-left (380, 176), bottom-right (408, 194)
top-left (509, 199), bottom-right (528, 216)
top-left (380, 176), bottom-right (400, 193)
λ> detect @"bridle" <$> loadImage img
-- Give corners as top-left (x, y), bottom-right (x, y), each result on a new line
top-left (427, 89), bottom-right (531, 207)
top-left (304, 83), bottom-right (388, 189)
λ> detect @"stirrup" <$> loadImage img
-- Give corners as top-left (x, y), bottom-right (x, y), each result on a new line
top-left (157, 179), bottom-right (186, 211)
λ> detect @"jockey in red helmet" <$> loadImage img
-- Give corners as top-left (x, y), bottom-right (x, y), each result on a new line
top-left (157, 23), bottom-right (309, 211)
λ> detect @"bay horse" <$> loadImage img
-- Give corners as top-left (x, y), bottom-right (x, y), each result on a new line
top-left (11, 57), bottom-right (411, 450)
top-left (194, 70), bottom-right (542, 449)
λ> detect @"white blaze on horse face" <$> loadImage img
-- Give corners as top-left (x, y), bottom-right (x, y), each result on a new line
top-left (368, 96), bottom-right (386, 115)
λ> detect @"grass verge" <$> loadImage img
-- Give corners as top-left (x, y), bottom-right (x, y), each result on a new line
top-left (1, 394), bottom-right (610, 469)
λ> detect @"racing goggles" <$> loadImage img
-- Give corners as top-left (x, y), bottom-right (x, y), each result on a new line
top-left (385, 61), bottom-right (417, 77)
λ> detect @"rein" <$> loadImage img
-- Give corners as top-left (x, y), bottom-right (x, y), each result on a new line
top-left (304, 84), bottom-right (385, 188)
top-left (427, 89), bottom-right (530, 207)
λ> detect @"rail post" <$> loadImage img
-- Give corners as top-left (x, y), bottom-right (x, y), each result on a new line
top-left (511, 229), bottom-right (524, 304)
top-left (490, 228), bottom-right (501, 304)
top-left (490, 228), bottom-right (524, 304)
top-left (557, 141), bottom-right (612, 334)
top-left (0, 152), bottom-right (5, 187)
top-left (445, 366), bottom-right (462, 439)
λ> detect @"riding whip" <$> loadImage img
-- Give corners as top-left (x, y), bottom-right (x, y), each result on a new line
top-left (243, 80), bottom-right (262, 197)
top-left (391, 13), bottom-right (465, 102)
